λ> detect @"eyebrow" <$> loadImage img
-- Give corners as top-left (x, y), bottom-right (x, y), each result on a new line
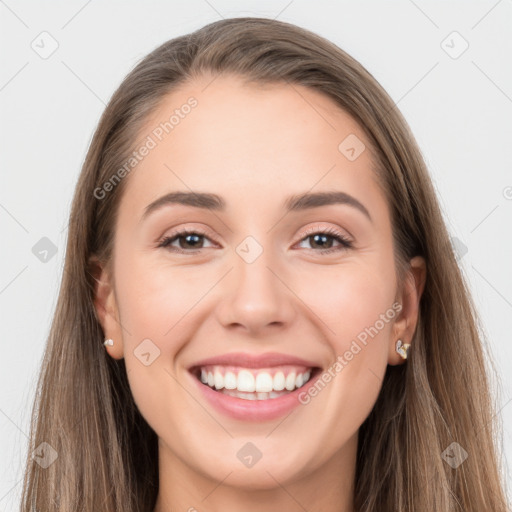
top-left (142, 190), bottom-right (372, 223)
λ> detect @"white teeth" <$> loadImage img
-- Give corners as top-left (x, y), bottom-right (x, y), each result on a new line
top-left (237, 370), bottom-right (255, 392)
top-left (214, 369), bottom-right (224, 390)
top-left (255, 373), bottom-right (273, 392)
top-left (273, 371), bottom-right (285, 391)
top-left (285, 372), bottom-right (296, 391)
top-left (220, 389), bottom-right (291, 400)
top-left (197, 366), bottom-right (314, 396)
top-left (224, 371), bottom-right (237, 390)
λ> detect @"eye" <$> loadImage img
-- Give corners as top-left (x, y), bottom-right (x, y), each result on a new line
top-left (157, 225), bottom-right (353, 255)
top-left (295, 226), bottom-right (353, 254)
top-left (157, 228), bottom-right (216, 253)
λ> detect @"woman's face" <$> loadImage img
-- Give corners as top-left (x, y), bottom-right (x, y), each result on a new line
top-left (95, 74), bottom-right (425, 505)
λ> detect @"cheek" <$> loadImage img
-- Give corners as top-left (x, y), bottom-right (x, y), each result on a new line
top-left (115, 253), bottom-right (202, 340)
top-left (296, 266), bottom-right (397, 429)
top-left (300, 262), bottom-right (396, 348)
top-left (113, 256), bottom-right (203, 431)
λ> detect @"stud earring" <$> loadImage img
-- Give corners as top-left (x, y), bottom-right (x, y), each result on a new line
top-left (395, 339), bottom-right (411, 360)
top-left (103, 338), bottom-right (114, 347)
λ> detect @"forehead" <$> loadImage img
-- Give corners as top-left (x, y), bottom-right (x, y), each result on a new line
top-left (118, 74), bottom-right (387, 221)
top-left (140, 74), bottom-right (368, 162)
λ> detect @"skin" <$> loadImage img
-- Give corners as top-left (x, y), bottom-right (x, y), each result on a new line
top-left (93, 74), bottom-right (426, 512)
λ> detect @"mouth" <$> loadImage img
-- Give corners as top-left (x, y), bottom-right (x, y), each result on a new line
top-left (189, 365), bottom-right (323, 401)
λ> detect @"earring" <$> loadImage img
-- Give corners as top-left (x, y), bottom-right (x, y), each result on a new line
top-left (396, 339), bottom-right (411, 360)
top-left (103, 338), bottom-right (114, 347)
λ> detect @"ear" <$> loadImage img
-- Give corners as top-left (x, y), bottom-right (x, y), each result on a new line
top-left (388, 255), bottom-right (426, 365)
top-left (89, 256), bottom-right (124, 360)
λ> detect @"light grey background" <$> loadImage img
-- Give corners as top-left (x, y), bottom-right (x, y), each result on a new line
top-left (1, 1), bottom-right (511, 509)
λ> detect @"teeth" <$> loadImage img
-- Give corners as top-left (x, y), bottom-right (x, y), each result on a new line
top-left (220, 389), bottom-right (292, 400)
top-left (273, 371), bottom-right (285, 391)
top-left (285, 372), bottom-right (296, 391)
top-left (198, 366), bottom-right (314, 395)
top-left (255, 373), bottom-right (273, 392)
top-left (224, 371), bottom-right (237, 390)
top-left (237, 370), bottom-right (255, 392)
top-left (214, 369), bottom-right (224, 390)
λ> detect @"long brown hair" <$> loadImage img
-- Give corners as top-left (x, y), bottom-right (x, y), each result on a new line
top-left (20, 17), bottom-right (509, 511)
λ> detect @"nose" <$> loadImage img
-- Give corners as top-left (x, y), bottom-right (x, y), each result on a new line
top-left (215, 248), bottom-right (297, 336)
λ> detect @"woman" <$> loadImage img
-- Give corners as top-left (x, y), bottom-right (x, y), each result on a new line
top-left (19, 17), bottom-right (509, 511)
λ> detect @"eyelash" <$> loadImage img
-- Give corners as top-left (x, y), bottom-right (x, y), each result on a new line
top-left (157, 226), bottom-right (353, 255)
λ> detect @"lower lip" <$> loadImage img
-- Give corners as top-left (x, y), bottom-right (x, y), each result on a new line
top-left (189, 369), bottom-right (322, 421)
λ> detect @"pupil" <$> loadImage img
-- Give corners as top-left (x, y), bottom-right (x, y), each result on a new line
top-left (311, 234), bottom-right (332, 249)
top-left (181, 234), bottom-right (202, 248)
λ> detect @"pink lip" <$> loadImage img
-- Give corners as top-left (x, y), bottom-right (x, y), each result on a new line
top-left (188, 351), bottom-right (321, 370)
top-left (189, 367), bottom-right (322, 421)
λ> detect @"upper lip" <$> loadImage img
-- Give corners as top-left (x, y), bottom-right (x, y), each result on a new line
top-left (189, 351), bottom-right (322, 370)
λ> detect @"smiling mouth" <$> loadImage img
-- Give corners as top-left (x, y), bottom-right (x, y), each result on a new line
top-left (189, 365), bottom-right (322, 400)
